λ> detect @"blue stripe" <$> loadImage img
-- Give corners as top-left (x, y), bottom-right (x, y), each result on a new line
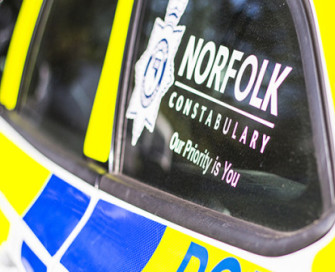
top-left (61, 199), bottom-right (166, 272)
top-left (23, 175), bottom-right (90, 256)
top-left (21, 242), bottom-right (47, 272)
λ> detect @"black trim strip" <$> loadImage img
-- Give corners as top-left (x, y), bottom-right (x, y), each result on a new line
top-left (101, 173), bottom-right (335, 256)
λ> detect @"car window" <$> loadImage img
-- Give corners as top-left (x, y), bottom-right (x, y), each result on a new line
top-left (0, 0), bottom-right (22, 82)
top-left (18, 0), bottom-right (117, 156)
top-left (120, 0), bottom-right (328, 231)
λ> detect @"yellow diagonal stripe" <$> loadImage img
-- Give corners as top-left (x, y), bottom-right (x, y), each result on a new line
top-left (84, 0), bottom-right (134, 162)
top-left (0, 0), bottom-right (43, 110)
top-left (0, 133), bottom-right (50, 244)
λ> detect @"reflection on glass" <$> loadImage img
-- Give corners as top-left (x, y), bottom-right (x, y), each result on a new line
top-left (20, 0), bottom-right (117, 155)
top-left (0, 0), bottom-right (22, 82)
top-left (122, 0), bottom-right (324, 231)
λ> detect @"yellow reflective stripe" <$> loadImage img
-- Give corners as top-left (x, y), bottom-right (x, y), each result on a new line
top-left (313, 1), bottom-right (335, 103)
top-left (143, 227), bottom-right (268, 272)
top-left (0, 0), bottom-right (43, 110)
top-left (0, 133), bottom-right (50, 244)
top-left (84, 0), bottom-right (134, 162)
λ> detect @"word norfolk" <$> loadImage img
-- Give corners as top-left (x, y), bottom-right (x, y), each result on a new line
top-left (178, 35), bottom-right (292, 116)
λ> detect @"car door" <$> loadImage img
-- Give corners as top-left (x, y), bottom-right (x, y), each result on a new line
top-left (0, 0), bottom-right (334, 271)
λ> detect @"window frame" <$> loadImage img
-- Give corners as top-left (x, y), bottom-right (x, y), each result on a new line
top-left (105, 0), bottom-right (335, 256)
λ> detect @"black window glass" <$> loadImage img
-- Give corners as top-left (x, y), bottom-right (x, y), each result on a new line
top-left (121, 0), bottom-right (325, 231)
top-left (19, 0), bottom-right (117, 155)
top-left (0, 0), bottom-right (22, 82)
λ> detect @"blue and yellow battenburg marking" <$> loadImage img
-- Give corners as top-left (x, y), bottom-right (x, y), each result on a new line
top-left (60, 199), bottom-right (166, 271)
top-left (23, 175), bottom-right (91, 257)
top-left (0, 131), bottom-right (266, 271)
top-left (0, 132), bottom-right (50, 244)
top-left (20, 179), bottom-right (267, 272)
top-left (144, 228), bottom-right (268, 272)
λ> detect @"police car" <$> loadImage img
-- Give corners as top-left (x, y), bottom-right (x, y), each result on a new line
top-left (0, 0), bottom-right (334, 271)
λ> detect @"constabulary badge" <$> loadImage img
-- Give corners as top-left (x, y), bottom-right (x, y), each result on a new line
top-left (126, 0), bottom-right (189, 145)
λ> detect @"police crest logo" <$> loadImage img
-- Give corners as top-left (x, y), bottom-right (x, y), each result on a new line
top-left (126, 0), bottom-right (189, 146)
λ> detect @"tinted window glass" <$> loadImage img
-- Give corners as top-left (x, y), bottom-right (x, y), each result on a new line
top-left (19, 0), bottom-right (117, 155)
top-left (0, 0), bottom-right (22, 81)
top-left (122, 0), bottom-right (324, 231)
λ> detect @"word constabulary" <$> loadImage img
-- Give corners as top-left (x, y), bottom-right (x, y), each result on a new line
top-left (178, 35), bottom-right (293, 117)
top-left (168, 91), bottom-right (271, 154)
